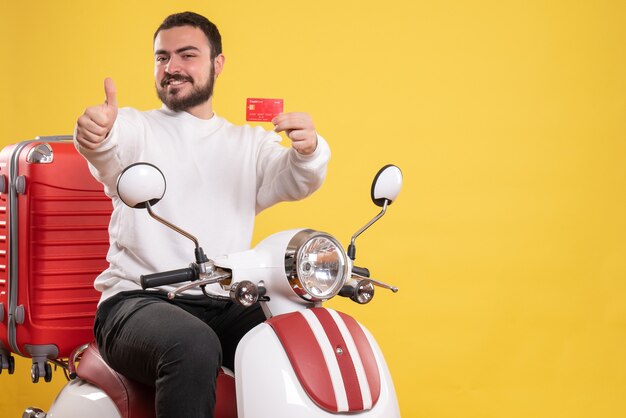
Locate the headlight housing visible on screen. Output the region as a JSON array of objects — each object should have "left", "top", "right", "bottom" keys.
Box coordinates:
[{"left": 285, "top": 230, "right": 349, "bottom": 302}]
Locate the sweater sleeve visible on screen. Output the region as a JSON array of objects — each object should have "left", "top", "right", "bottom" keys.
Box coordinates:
[
  {"left": 73, "top": 109, "right": 144, "bottom": 198},
  {"left": 255, "top": 131, "right": 331, "bottom": 213}
]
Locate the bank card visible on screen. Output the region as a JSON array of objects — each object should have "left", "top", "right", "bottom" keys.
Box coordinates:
[{"left": 246, "top": 98, "right": 284, "bottom": 122}]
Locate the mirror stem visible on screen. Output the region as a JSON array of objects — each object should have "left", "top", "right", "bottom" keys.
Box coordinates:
[
  {"left": 348, "top": 199, "right": 389, "bottom": 260},
  {"left": 146, "top": 202, "right": 200, "bottom": 249}
]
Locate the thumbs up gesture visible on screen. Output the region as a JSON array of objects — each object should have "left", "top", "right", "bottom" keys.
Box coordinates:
[{"left": 76, "top": 78, "right": 118, "bottom": 150}]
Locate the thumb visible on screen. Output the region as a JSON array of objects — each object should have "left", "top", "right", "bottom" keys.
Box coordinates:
[{"left": 104, "top": 77, "right": 118, "bottom": 109}]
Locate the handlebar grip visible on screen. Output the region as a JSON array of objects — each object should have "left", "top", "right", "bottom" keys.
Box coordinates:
[
  {"left": 352, "top": 266, "right": 370, "bottom": 277},
  {"left": 140, "top": 267, "right": 198, "bottom": 289}
]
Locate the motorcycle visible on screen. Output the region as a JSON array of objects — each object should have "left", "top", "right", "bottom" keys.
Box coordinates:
[{"left": 23, "top": 163, "right": 403, "bottom": 418}]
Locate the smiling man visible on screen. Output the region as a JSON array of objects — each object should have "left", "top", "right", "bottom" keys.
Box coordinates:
[
  {"left": 74, "top": 11, "right": 330, "bottom": 418},
  {"left": 154, "top": 23, "right": 223, "bottom": 116}
]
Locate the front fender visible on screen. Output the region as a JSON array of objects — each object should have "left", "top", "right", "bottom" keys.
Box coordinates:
[{"left": 234, "top": 308, "right": 400, "bottom": 418}]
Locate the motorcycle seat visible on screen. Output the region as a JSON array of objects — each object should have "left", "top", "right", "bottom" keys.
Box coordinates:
[{"left": 76, "top": 341, "right": 237, "bottom": 418}]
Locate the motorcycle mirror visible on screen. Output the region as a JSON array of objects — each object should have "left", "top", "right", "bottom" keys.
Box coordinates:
[
  {"left": 116, "top": 163, "right": 166, "bottom": 209},
  {"left": 371, "top": 165, "right": 402, "bottom": 207},
  {"left": 116, "top": 163, "right": 207, "bottom": 262},
  {"left": 348, "top": 164, "right": 402, "bottom": 261}
]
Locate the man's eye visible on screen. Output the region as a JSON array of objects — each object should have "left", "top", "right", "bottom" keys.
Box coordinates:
[
  {"left": 156, "top": 56, "right": 168, "bottom": 62},
  {"left": 183, "top": 55, "right": 195, "bottom": 59}
]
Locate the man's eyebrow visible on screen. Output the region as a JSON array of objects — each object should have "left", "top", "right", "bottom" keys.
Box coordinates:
[{"left": 154, "top": 46, "right": 201, "bottom": 55}]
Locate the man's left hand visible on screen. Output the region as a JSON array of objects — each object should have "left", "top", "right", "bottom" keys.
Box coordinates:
[{"left": 272, "top": 112, "right": 318, "bottom": 155}]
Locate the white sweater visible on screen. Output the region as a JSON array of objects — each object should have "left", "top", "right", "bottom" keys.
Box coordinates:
[{"left": 75, "top": 107, "right": 330, "bottom": 303}]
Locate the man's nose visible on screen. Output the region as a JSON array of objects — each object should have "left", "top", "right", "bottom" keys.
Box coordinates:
[{"left": 165, "top": 56, "right": 181, "bottom": 74}]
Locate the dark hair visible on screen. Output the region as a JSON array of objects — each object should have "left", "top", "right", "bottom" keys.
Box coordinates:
[{"left": 154, "top": 11, "right": 222, "bottom": 59}]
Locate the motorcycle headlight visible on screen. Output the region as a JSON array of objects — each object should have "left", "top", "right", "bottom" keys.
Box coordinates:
[{"left": 285, "top": 230, "right": 349, "bottom": 302}]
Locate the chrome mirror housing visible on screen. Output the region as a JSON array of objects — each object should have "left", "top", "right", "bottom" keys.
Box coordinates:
[{"left": 116, "top": 163, "right": 166, "bottom": 209}]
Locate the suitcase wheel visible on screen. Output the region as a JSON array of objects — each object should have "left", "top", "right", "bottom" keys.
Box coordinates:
[
  {"left": 0, "top": 354, "right": 15, "bottom": 375},
  {"left": 31, "top": 360, "right": 53, "bottom": 383},
  {"left": 31, "top": 364, "right": 39, "bottom": 383},
  {"left": 44, "top": 363, "right": 52, "bottom": 382}
]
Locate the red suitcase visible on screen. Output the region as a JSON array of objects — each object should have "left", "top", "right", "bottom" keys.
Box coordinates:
[{"left": 0, "top": 137, "right": 111, "bottom": 382}]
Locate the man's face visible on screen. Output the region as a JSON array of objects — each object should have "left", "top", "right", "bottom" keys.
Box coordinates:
[{"left": 153, "top": 26, "right": 222, "bottom": 112}]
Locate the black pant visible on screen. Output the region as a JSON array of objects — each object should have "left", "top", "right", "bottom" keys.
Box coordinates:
[{"left": 94, "top": 290, "right": 266, "bottom": 418}]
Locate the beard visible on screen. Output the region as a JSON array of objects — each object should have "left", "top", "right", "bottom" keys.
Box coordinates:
[{"left": 156, "top": 63, "right": 215, "bottom": 112}]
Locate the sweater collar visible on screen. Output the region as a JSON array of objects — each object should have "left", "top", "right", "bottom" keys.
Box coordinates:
[{"left": 157, "top": 105, "right": 223, "bottom": 132}]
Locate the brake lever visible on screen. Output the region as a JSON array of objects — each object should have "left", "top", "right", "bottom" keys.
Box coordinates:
[
  {"left": 167, "top": 271, "right": 232, "bottom": 299},
  {"left": 351, "top": 271, "right": 399, "bottom": 293}
]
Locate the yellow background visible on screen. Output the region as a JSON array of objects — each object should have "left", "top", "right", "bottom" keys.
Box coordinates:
[{"left": 1, "top": 0, "right": 625, "bottom": 417}]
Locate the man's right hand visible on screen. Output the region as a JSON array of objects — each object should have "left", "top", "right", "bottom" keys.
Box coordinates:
[{"left": 76, "top": 78, "right": 118, "bottom": 150}]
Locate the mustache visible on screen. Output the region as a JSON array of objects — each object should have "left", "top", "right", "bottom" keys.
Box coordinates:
[{"left": 161, "top": 74, "right": 193, "bottom": 88}]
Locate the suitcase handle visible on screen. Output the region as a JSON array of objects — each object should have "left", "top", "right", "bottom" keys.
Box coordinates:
[{"left": 35, "top": 135, "right": 73, "bottom": 141}]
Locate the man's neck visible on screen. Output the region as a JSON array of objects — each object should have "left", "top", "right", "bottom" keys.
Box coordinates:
[{"left": 186, "top": 99, "right": 215, "bottom": 119}]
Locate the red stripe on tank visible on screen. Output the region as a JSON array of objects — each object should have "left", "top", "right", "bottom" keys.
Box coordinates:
[
  {"left": 267, "top": 312, "right": 337, "bottom": 411},
  {"left": 310, "top": 308, "right": 364, "bottom": 411},
  {"left": 337, "top": 311, "right": 381, "bottom": 406}
]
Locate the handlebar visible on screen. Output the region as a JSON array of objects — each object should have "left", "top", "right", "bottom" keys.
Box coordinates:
[
  {"left": 349, "top": 265, "right": 399, "bottom": 294},
  {"left": 352, "top": 266, "right": 370, "bottom": 277},
  {"left": 140, "top": 266, "right": 198, "bottom": 289}
]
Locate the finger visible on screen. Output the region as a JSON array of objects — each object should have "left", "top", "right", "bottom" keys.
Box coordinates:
[
  {"left": 272, "top": 112, "right": 310, "bottom": 129},
  {"left": 272, "top": 111, "right": 307, "bottom": 124},
  {"left": 104, "top": 77, "right": 117, "bottom": 109},
  {"left": 76, "top": 130, "right": 103, "bottom": 150},
  {"left": 78, "top": 139, "right": 101, "bottom": 151},
  {"left": 285, "top": 129, "right": 309, "bottom": 142},
  {"left": 76, "top": 127, "right": 105, "bottom": 144},
  {"left": 78, "top": 115, "right": 109, "bottom": 137},
  {"left": 286, "top": 128, "right": 318, "bottom": 155},
  {"left": 84, "top": 106, "right": 112, "bottom": 128},
  {"left": 274, "top": 116, "right": 313, "bottom": 133},
  {"left": 291, "top": 139, "right": 316, "bottom": 155}
]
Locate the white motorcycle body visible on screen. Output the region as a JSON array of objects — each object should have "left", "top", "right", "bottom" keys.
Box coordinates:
[
  {"left": 46, "top": 380, "right": 119, "bottom": 417},
  {"left": 44, "top": 229, "right": 400, "bottom": 418},
  {"left": 47, "top": 316, "right": 399, "bottom": 418}
]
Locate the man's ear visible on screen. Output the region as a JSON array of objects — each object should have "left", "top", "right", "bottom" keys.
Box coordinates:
[{"left": 214, "top": 53, "right": 225, "bottom": 77}]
